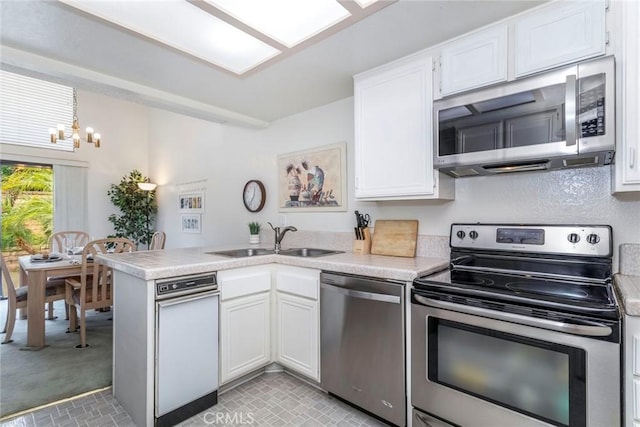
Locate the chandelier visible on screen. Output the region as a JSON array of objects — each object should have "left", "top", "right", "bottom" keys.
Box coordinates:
[{"left": 49, "top": 89, "right": 101, "bottom": 149}]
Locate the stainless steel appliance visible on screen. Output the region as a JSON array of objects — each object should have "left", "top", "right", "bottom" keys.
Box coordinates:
[
  {"left": 155, "top": 273, "right": 219, "bottom": 427},
  {"left": 434, "top": 56, "right": 615, "bottom": 177},
  {"left": 321, "top": 272, "right": 406, "bottom": 426},
  {"left": 411, "top": 224, "right": 620, "bottom": 427}
]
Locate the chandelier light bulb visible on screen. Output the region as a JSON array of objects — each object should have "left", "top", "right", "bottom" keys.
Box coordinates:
[{"left": 49, "top": 89, "right": 102, "bottom": 150}]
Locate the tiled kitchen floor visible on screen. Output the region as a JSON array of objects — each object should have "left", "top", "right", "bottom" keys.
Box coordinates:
[{"left": 0, "top": 372, "right": 388, "bottom": 426}]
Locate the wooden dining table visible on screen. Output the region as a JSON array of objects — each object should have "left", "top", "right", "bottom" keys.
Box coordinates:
[{"left": 17, "top": 254, "right": 83, "bottom": 349}]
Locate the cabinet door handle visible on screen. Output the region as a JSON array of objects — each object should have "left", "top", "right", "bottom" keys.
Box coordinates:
[{"left": 630, "top": 147, "right": 636, "bottom": 169}]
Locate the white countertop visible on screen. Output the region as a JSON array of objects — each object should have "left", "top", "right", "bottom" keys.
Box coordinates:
[
  {"left": 96, "top": 245, "right": 449, "bottom": 282},
  {"left": 614, "top": 274, "right": 640, "bottom": 316}
]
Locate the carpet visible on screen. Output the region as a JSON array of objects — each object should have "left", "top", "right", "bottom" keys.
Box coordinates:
[{"left": 0, "top": 299, "right": 113, "bottom": 418}]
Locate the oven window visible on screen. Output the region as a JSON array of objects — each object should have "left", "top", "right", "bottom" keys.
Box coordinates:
[{"left": 428, "top": 319, "right": 585, "bottom": 427}]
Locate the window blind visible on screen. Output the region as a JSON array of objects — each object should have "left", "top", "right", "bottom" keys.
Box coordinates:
[
  {"left": 53, "top": 164, "right": 88, "bottom": 232},
  {"left": 0, "top": 70, "right": 74, "bottom": 151}
]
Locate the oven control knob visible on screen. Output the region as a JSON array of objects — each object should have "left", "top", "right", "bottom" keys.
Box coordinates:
[
  {"left": 456, "top": 230, "right": 466, "bottom": 239},
  {"left": 567, "top": 233, "right": 580, "bottom": 244},
  {"left": 586, "top": 233, "right": 600, "bottom": 245},
  {"left": 469, "top": 231, "right": 478, "bottom": 240}
]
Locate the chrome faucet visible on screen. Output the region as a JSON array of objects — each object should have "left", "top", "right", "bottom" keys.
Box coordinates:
[{"left": 268, "top": 222, "right": 297, "bottom": 253}]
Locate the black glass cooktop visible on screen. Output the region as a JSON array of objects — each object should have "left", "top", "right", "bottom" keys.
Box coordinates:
[
  {"left": 414, "top": 268, "right": 617, "bottom": 318},
  {"left": 450, "top": 252, "right": 612, "bottom": 281}
]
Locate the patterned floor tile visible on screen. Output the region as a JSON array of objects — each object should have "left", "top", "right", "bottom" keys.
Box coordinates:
[{"left": 1, "top": 372, "right": 390, "bottom": 426}]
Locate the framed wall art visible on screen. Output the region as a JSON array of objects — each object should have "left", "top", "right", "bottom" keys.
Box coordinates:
[
  {"left": 181, "top": 214, "right": 201, "bottom": 233},
  {"left": 278, "top": 142, "right": 347, "bottom": 212},
  {"left": 178, "top": 191, "right": 205, "bottom": 214}
]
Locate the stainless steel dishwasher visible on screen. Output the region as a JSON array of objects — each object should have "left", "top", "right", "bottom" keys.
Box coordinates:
[{"left": 321, "top": 272, "right": 405, "bottom": 426}]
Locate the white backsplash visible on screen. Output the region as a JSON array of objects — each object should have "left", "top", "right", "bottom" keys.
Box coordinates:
[
  {"left": 619, "top": 244, "right": 640, "bottom": 276},
  {"left": 259, "top": 229, "right": 450, "bottom": 259}
]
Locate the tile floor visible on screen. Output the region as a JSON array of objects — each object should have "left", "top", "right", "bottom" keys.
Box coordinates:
[{"left": 0, "top": 372, "right": 388, "bottom": 427}]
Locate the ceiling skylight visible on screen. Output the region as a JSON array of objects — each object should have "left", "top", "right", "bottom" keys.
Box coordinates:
[
  {"left": 205, "top": 0, "right": 351, "bottom": 48},
  {"left": 59, "top": 0, "right": 393, "bottom": 76},
  {"left": 60, "top": 0, "right": 280, "bottom": 74},
  {"left": 354, "top": 0, "right": 379, "bottom": 7}
]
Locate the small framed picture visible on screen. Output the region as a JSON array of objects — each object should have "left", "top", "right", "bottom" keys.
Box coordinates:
[
  {"left": 178, "top": 191, "right": 205, "bottom": 214},
  {"left": 181, "top": 214, "right": 201, "bottom": 234}
]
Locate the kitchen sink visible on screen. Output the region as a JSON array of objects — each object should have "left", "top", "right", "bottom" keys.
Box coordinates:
[
  {"left": 207, "top": 248, "right": 275, "bottom": 258},
  {"left": 278, "top": 248, "right": 344, "bottom": 257}
]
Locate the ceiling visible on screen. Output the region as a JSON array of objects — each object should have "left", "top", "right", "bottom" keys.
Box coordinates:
[{"left": 0, "top": 0, "right": 545, "bottom": 128}]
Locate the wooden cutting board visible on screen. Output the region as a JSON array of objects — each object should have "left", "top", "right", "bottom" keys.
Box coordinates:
[{"left": 371, "top": 220, "right": 419, "bottom": 257}]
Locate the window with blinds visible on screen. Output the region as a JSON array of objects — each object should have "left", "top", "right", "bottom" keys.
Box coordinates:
[{"left": 0, "top": 70, "right": 74, "bottom": 151}]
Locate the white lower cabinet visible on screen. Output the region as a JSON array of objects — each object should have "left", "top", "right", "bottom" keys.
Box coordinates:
[
  {"left": 276, "top": 293, "right": 318, "bottom": 380},
  {"left": 218, "top": 266, "right": 272, "bottom": 385},
  {"left": 626, "top": 315, "right": 640, "bottom": 426},
  {"left": 218, "top": 265, "right": 320, "bottom": 384},
  {"left": 275, "top": 266, "right": 320, "bottom": 381}
]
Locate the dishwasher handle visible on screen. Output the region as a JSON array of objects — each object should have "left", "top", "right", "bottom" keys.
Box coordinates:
[
  {"left": 321, "top": 283, "right": 401, "bottom": 304},
  {"left": 157, "top": 290, "right": 219, "bottom": 308}
]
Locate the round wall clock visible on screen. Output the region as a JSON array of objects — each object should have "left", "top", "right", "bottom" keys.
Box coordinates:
[{"left": 243, "top": 180, "right": 266, "bottom": 212}]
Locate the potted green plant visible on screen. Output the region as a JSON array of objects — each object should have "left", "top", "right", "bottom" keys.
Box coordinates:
[
  {"left": 107, "top": 169, "right": 156, "bottom": 248},
  {"left": 248, "top": 222, "right": 261, "bottom": 244}
]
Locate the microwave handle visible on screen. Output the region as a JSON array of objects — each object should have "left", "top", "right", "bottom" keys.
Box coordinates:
[{"left": 565, "top": 74, "right": 577, "bottom": 147}]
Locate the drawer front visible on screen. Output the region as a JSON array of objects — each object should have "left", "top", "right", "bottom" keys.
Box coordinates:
[
  {"left": 218, "top": 266, "right": 271, "bottom": 301},
  {"left": 276, "top": 266, "right": 319, "bottom": 300}
]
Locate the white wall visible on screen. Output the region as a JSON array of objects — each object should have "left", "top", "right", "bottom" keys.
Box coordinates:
[
  {"left": 149, "top": 96, "right": 640, "bottom": 260},
  {"left": 4, "top": 88, "right": 637, "bottom": 261},
  {"left": 0, "top": 90, "right": 150, "bottom": 240}
]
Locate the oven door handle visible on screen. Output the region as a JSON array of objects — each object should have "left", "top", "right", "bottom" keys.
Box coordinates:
[{"left": 413, "top": 295, "right": 613, "bottom": 337}]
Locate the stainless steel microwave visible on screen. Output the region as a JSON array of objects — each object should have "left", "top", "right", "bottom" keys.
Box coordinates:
[{"left": 433, "top": 56, "right": 615, "bottom": 177}]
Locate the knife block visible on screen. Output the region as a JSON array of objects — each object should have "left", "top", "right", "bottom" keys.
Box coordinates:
[{"left": 353, "top": 228, "right": 371, "bottom": 255}]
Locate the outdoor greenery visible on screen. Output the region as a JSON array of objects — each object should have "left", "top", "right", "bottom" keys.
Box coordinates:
[
  {"left": 107, "top": 169, "right": 157, "bottom": 247},
  {"left": 1, "top": 165, "right": 53, "bottom": 251}
]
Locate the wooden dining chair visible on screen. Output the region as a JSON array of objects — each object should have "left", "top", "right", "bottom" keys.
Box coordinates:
[
  {"left": 46, "top": 231, "right": 90, "bottom": 320},
  {"left": 1, "top": 253, "right": 67, "bottom": 344},
  {"left": 65, "top": 237, "right": 135, "bottom": 348},
  {"left": 49, "top": 231, "right": 90, "bottom": 254},
  {"left": 149, "top": 231, "right": 166, "bottom": 250}
]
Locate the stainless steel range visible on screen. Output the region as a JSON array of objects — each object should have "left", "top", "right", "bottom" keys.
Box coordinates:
[{"left": 411, "top": 224, "right": 620, "bottom": 427}]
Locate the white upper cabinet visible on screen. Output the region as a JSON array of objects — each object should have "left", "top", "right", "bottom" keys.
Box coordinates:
[
  {"left": 440, "top": 27, "right": 507, "bottom": 96},
  {"left": 514, "top": 0, "right": 606, "bottom": 77},
  {"left": 614, "top": 0, "right": 640, "bottom": 192},
  {"left": 354, "top": 52, "right": 454, "bottom": 200}
]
